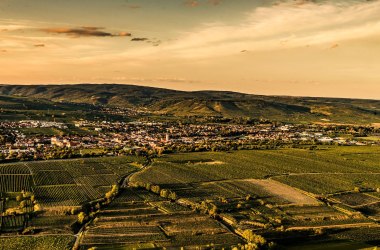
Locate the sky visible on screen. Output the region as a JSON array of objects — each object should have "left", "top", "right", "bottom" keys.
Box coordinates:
[{"left": 0, "top": 0, "right": 379, "bottom": 99}]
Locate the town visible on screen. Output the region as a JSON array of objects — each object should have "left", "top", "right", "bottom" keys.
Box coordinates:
[{"left": 0, "top": 119, "right": 378, "bottom": 162}]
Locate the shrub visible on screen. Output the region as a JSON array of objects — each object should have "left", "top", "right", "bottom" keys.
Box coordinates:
[{"left": 242, "top": 230, "right": 266, "bottom": 246}]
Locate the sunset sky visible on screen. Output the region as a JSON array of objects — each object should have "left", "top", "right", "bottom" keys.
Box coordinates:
[{"left": 0, "top": 0, "right": 379, "bottom": 99}]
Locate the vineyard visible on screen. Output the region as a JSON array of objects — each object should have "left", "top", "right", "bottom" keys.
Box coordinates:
[
  {"left": 0, "top": 147, "right": 379, "bottom": 248},
  {"left": 79, "top": 187, "right": 243, "bottom": 249},
  {"left": 0, "top": 191, "right": 35, "bottom": 234},
  {"left": 132, "top": 147, "right": 380, "bottom": 194},
  {"left": 0, "top": 156, "right": 144, "bottom": 208},
  {"left": 0, "top": 175, "right": 33, "bottom": 193},
  {"left": 0, "top": 155, "right": 144, "bottom": 246},
  {"left": 332, "top": 193, "right": 380, "bottom": 207},
  {"left": 273, "top": 173, "right": 380, "bottom": 195},
  {"left": 0, "top": 214, "right": 27, "bottom": 232},
  {"left": 130, "top": 146, "right": 380, "bottom": 248}
]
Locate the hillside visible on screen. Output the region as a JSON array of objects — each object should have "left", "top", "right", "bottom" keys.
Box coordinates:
[{"left": 0, "top": 84, "right": 379, "bottom": 124}]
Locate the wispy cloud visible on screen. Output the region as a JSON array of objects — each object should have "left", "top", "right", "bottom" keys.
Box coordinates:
[
  {"left": 167, "top": 0, "right": 380, "bottom": 58},
  {"left": 41, "top": 27, "right": 131, "bottom": 37}
]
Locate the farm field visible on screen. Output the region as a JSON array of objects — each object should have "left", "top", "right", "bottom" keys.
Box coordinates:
[
  {"left": 331, "top": 193, "right": 380, "bottom": 208},
  {"left": 131, "top": 146, "right": 380, "bottom": 247},
  {"left": 0, "top": 156, "right": 145, "bottom": 241},
  {"left": 273, "top": 173, "right": 380, "bottom": 195},
  {"left": 0, "top": 156, "right": 144, "bottom": 208},
  {"left": 132, "top": 146, "right": 380, "bottom": 187},
  {"left": 79, "top": 187, "right": 243, "bottom": 249},
  {"left": 282, "top": 239, "right": 375, "bottom": 250},
  {"left": 0, "top": 146, "right": 379, "bottom": 248},
  {"left": 0, "top": 235, "right": 75, "bottom": 250}
]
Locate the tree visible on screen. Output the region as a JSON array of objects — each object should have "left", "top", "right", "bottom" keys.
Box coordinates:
[
  {"left": 20, "top": 200, "right": 27, "bottom": 209},
  {"left": 168, "top": 191, "right": 177, "bottom": 201},
  {"left": 77, "top": 212, "right": 87, "bottom": 224},
  {"left": 151, "top": 185, "right": 161, "bottom": 194},
  {"left": 105, "top": 185, "right": 119, "bottom": 200},
  {"left": 160, "top": 189, "right": 169, "bottom": 198},
  {"left": 34, "top": 203, "right": 42, "bottom": 212},
  {"left": 16, "top": 195, "right": 23, "bottom": 202}
]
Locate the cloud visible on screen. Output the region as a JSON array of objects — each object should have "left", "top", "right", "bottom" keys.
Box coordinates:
[
  {"left": 0, "top": 24, "right": 30, "bottom": 32},
  {"left": 1, "top": 49, "right": 7, "bottom": 53},
  {"left": 118, "top": 31, "right": 132, "bottom": 37},
  {"left": 34, "top": 44, "right": 45, "bottom": 47},
  {"left": 273, "top": 0, "right": 317, "bottom": 6},
  {"left": 329, "top": 43, "right": 339, "bottom": 49},
  {"left": 146, "top": 39, "right": 162, "bottom": 46},
  {"left": 131, "top": 37, "right": 149, "bottom": 42},
  {"left": 166, "top": 0, "right": 380, "bottom": 58},
  {"left": 40, "top": 27, "right": 131, "bottom": 37}
]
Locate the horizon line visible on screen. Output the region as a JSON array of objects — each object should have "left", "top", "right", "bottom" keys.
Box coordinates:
[{"left": 0, "top": 82, "right": 379, "bottom": 101}]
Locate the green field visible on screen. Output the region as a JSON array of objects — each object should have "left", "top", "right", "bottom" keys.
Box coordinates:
[{"left": 132, "top": 146, "right": 380, "bottom": 193}]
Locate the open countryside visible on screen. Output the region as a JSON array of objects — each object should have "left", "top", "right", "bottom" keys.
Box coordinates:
[
  {"left": 0, "top": 146, "right": 379, "bottom": 249},
  {"left": 1, "top": 0, "right": 380, "bottom": 249}
]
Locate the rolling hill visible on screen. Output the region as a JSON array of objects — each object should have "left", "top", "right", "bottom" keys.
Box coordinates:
[{"left": 0, "top": 84, "right": 379, "bottom": 124}]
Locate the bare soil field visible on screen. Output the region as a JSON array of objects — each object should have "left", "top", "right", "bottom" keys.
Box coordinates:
[{"left": 246, "top": 179, "right": 319, "bottom": 205}]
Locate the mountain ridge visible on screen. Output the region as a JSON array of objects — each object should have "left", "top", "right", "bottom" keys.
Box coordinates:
[{"left": 0, "top": 84, "right": 379, "bottom": 124}]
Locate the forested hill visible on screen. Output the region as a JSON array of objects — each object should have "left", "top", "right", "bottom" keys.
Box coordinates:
[{"left": 0, "top": 84, "right": 379, "bottom": 124}]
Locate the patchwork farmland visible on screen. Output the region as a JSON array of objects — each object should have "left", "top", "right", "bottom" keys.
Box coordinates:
[
  {"left": 131, "top": 146, "right": 380, "bottom": 248},
  {"left": 79, "top": 187, "right": 243, "bottom": 249},
  {"left": 0, "top": 146, "right": 380, "bottom": 249},
  {"left": 0, "top": 155, "right": 144, "bottom": 248}
]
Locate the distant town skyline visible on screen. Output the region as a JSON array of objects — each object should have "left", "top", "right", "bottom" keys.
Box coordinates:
[{"left": 0, "top": 0, "right": 379, "bottom": 99}]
